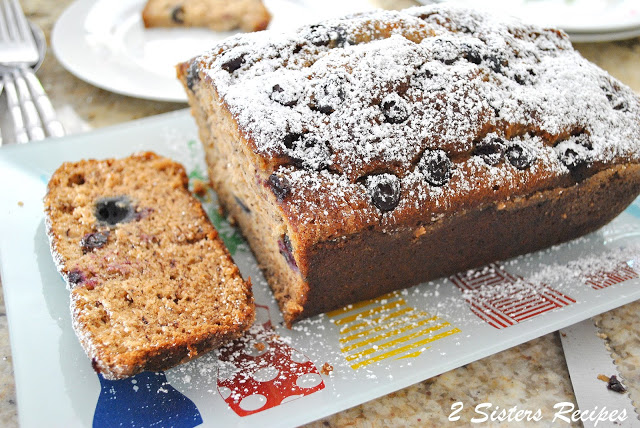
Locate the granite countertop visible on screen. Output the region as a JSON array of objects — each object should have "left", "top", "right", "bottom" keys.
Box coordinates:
[{"left": 1, "top": 1, "right": 639, "bottom": 426}]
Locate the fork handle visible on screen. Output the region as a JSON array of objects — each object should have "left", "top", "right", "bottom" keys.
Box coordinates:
[
  {"left": 19, "top": 68, "right": 65, "bottom": 138},
  {"left": 2, "top": 73, "right": 29, "bottom": 143},
  {"left": 12, "top": 69, "right": 45, "bottom": 141}
]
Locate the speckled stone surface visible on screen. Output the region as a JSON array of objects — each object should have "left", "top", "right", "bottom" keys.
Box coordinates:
[
  {"left": 1, "top": 1, "right": 639, "bottom": 427},
  {"left": 310, "top": 334, "right": 581, "bottom": 427},
  {"left": 594, "top": 302, "right": 640, "bottom": 410}
]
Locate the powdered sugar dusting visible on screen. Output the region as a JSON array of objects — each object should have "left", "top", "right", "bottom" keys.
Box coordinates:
[{"left": 189, "top": 4, "right": 640, "bottom": 232}]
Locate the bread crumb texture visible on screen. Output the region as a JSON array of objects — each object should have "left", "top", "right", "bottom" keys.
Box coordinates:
[{"left": 44, "top": 152, "right": 254, "bottom": 379}]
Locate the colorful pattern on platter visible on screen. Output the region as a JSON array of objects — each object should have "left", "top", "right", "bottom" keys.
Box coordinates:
[
  {"left": 450, "top": 263, "right": 576, "bottom": 329},
  {"left": 93, "top": 371, "right": 202, "bottom": 428},
  {"left": 583, "top": 260, "right": 639, "bottom": 290},
  {"left": 328, "top": 292, "right": 461, "bottom": 370},
  {"left": 216, "top": 305, "right": 325, "bottom": 417}
]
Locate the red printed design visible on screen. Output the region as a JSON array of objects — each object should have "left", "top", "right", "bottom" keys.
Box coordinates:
[
  {"left": 584, "top": 261, "right": 639, "bottom": 290},
  {"left": 216, "top": 305, "right": 325, "bottom": 416},
  {"left": 450, "top": 264, "right": 575, "bottom": 329}
]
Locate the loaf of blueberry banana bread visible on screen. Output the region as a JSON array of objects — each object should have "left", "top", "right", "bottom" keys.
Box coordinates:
[
  {"left": 142, "top": 0, "right": 271, "bottom": 32},
  {"left": 44, "top": 152, "right": 255, "bottom": 379},
  {"left": 178, "top": 5, "right": 640, "bottom": 326}
]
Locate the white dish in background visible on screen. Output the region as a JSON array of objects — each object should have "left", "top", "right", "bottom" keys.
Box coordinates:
[
  {"left": 567, "top": 26, "right": 640, "bottom": 43},
  {"left": 418, "top": 0, "right": 640, "bottom": 38},
  {"left": 51, "top": 0, "right": 640, "bottom": 103},
  {"left": 2, "top": 110, "right": 640, "bottom": 427},
  {"left": 51, "top": 0, "right": 376, "bottom": 102}
]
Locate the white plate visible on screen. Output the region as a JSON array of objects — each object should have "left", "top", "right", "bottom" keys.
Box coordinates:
[
  {"left": 51, "top": 0, "right": 376, "bottom": 102},
  {"left": 418, "top": 0, "right": 640, "bottom": 35},
  {"left": 2, "top": 110, "right": 640, "bottom": 427},
  {"left": 567, "top": 26, "right": 640, "bottom": 43}
]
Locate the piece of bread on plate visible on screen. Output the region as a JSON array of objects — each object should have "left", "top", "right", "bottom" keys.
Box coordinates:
[
  {"left": 44, "top": 151, "right": 254, "bottom": 379},
  {"left": 142, "top": 0, "right": 271, "bottom": 32}
]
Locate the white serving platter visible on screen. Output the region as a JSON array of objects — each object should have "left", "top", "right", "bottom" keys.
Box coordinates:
[{"left": 1, "top": 109, "right": 640, "bottom": 427}]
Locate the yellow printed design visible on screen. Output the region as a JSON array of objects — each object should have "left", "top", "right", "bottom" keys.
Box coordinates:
[{"left": 327, "top": 292, "right": 461, "bottom": 370}]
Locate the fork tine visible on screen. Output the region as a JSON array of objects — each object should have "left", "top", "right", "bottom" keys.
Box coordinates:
[
  {"left": 0, "top": 0, "right": 38, "bottom": 64},
  {"left": 9, "top": 0, "right": 31, "bottom": 43},
  {"left": 0, "top": 1, "right": 12, "bottom": 41},
  {"left": 2, "top": 0, "right": 18, "bottom": 41}
]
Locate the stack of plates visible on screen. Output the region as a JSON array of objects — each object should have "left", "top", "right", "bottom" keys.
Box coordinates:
[{"left": 417, "top": 0, "right": 640, "bottom": 42}]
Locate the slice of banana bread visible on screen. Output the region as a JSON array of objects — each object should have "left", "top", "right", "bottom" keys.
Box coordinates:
[
  {"left": 142, "top": 0, "right": 271, "bottom": 32},
  {"left": 44, "top": 152, "right": 254, "bottom": 379},
  {"left": 178, "top": 5, "right": 640, "bottom": 326}
]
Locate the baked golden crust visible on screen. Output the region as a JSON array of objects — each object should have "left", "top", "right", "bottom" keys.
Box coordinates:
[
  {"left": 178, "top": 5, "right": 640, "bottom": 324},
  {"left": 44, "top": 152, "right": 255, "bottom": 378}
]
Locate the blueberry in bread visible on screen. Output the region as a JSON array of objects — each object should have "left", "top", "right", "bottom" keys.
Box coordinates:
[
  {"left": 177, "top": 5, "right": 640, "bottom": 326},
  {"left": 44, "top": 152, "right": 255, "bottom": 379},
  {"left": 142, "top": 0, "right": 271, "bottom": 32}
]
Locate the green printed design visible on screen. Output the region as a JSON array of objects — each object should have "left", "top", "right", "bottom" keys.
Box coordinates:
[
  {"left": 187, "top": 166, "right": 246, "bottom": 256},
  {"left": 188, "top": 167, "right": 206, "bottom": 182},
  {"left": 208, "top": 207, "right": 246, "bottom": 256},
  {"left": 187, "top": 159, "right": 245, "bottom": 256}
]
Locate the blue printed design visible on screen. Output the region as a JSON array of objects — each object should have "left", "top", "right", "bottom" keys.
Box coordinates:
[{"left": 93, "top": 372, "right": 203, "bottom": 428}]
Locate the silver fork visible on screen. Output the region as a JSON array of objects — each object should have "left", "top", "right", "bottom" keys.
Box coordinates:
[
  {"left": 0, "top": 0, "right": 64, "bottom": 144},
  {"left": 0, "top": 0, "right": 37, "bottom": 64}
]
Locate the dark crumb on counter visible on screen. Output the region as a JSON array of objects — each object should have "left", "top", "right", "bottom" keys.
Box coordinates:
[
  {"left": 607, "top": 375, "right": 627, "bottom": 393},
  {"left": 598, "top": 374, "right": 627, "bottom": 393},
  {"left": 321, "top": 362, "right": 333, "bottom": 375}
]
